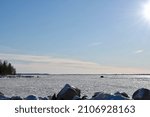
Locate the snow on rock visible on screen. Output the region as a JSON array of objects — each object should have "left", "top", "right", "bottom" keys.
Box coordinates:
[
  {"left": 114, "top": 91, "right": 130, "bottom": 98},
  {"left": 0, "top": 92, "right": 4, "bottom": 96},
  {"left": 91, "top": 92, "right": 129, "bottom": 100},
  {"left": 24, "top": 95, "right": 38, "bottom": 100},
  {"left": 57, "top": 84, "right": 81, "bottom": 100}
]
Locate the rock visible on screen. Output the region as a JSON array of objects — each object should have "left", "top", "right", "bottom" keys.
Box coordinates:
[
  {"left": 24, "top": 95, "right": 38, "bottom": 100},
  {"left": 81, "top": 95, "right": 88, "bottom": 100},
  {"left": 47, "top": 94, "right": 57, "bottom": 100},
  {"left": 72, "top": 95, "right": 81, "bottom": 100},
  {"left": 0, "top": 95, "right": 10, "bottom": 100},
  {"left": 38, "top": 97, "right": 48, "bottom": 100},
  {"left": 91, "top": 92, "right": 128, "bottom": 100},
  {"left": 114, "top": 91, "right": 130, "bottom": 98},
  {"left": 132, "top": 88, "right": 150, "bottom": 100},
  {"left": 0, "top": 92, "right": 4, "bottom": 96},
  {"left": 91, "top": 92, "right": 110, "bottom": 100},
  {"left": 11, "top": 96, "right": 22, "bottom": 100},
  {"left": 0, "top": 92, "right": 10, "bottom": 100},
  {"left": 51, "top": 93, "right": 57, "bottom": 100},
  {"left": 57, "top": 84, "right": 81, "bottom": 100}
]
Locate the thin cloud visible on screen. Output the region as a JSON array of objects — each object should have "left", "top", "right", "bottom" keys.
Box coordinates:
[
  {"left": 0, "top": 53, "right": 98, "bottom": 65},
  {"left": 0, "top": 53, "right": 149, "bottom": 74},
  {"left": 134, "top": 49, "right": 144, "bottom": 54}
]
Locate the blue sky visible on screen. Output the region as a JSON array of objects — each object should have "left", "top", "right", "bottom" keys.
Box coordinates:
[{"left": 0, "top": 0, "right": 150, "bottom": 73}]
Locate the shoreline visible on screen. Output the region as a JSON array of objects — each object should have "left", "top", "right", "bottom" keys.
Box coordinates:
[{"left": 0, "top": 84, "right": 150, "bottom": 100}]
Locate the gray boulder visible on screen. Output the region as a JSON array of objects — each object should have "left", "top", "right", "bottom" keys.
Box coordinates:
[
  {"left": 81, "top": 95, "right": 88, "bottom": 100},
  {"left": 57, "top": 84, "right": 81, "bottom": 100},
  {"left": 24, "top": 95, "right": 38, "bottom": 100},
  {"left": 0, "top": 92, "right": 4, "bottom": 96},
  {"left": 132, "top": 88, "right": 150, "bottom": 100},
  {"left": 114, "top": 91, "right": 130, "bottom": 98},
  {"left": 47, "top": 93, "right": 57, "bottom": 100},
  {"left": 0, "top": 92, "right": 10, "bottom": 100},
  {"left": 0, "top": 95, "right": 10, "bottom": 100},
  {"left": 72, "top": 95, "right": 81, "bottom": 100},
  {"left": 11, "top": 96, "right": 22, "bottom": 100},
  {"left": 91, "top": 92, "right": 128, "bottom": 100},
  {"left": 38, "top": 97, "right": 48, "bottom": 100}
]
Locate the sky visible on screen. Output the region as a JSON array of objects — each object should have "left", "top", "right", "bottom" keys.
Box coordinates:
[{"left": 0, "top": 0, "right": 150, "bottom": 74}]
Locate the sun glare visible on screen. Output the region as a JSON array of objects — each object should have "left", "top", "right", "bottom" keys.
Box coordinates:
[{"left": 142, "top": 1, "right": 150, "bottom": 22}]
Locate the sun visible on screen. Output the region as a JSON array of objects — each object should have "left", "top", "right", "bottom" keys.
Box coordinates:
[{"left": 142, "top": 1, "right": 150, "bottom": 22}]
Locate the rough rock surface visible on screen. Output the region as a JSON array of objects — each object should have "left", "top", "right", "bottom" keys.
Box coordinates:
[
  {"left": 91, "top": 92, "right": 129, "bottom": 100},
  {"left": 132, "top": 88, "right": 150, "bottom": 100},
  {"left": 57, "top": 84, "right": 81, "bottom": 100}
]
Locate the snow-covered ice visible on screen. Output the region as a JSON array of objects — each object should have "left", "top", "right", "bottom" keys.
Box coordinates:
[{"left": 0, "top": 74, "right": 149, "bottom": 97}]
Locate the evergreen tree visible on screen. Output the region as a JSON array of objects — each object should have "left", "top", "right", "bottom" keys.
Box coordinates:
[{"left": 0, "top": 60, "right": 16, "bottom": 75}]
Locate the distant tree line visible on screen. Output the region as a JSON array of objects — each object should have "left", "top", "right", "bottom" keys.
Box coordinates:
[{"left": 0, "top": 60, "right": 16, "bottom": 75}]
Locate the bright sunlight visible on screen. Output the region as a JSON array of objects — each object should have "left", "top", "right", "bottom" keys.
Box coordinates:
[{"left": 142, "top": 0, "right": 150, "bottom": 22}]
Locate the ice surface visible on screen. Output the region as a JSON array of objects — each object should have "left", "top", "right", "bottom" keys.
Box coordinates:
[{"left": 0, "top": 74, "right": 149, "bottom": 98}]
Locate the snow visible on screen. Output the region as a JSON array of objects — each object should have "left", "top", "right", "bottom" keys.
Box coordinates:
[{"left": 0, "top": 74, "right": 149, "bottom": 98}]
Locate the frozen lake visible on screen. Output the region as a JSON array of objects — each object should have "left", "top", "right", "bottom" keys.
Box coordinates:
[{"left": 0, "top": 74, "right": 149, "bottom": 98}]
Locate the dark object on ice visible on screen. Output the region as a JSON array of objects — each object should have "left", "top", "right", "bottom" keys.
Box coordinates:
[
  {"left": 91, "top": 92, "right": 128, "bottom": 100},
  {"left": 132, "top": 88, "right": 150, "bottom": 100},
  {"left": 100, "top": 75, "right": 104, "bottom": 78},
  {"left": 11, "top": 96, "right": 22, "bottom": 100},
  {"left": 114, "top": 91, "right": 130, "bottom": 98},
  {"left": 57, "top": 84, "right": 81, "bottom": 100},
  {"left": 24, "top": 95, "right": 38, "bottom": 100}
]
